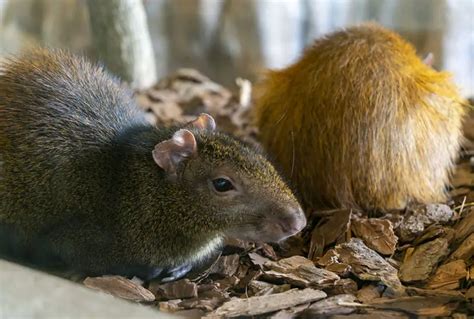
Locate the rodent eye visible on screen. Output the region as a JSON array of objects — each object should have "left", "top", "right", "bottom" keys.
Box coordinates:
[{"left": 212, "top": 178, "right": 234, "bottom": 192}]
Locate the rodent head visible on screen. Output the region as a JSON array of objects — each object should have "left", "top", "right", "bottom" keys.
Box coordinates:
[{"left": 152, "top": 114, "right": 306, "bottom": 243}]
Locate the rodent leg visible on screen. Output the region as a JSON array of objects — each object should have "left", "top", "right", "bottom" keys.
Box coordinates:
[{"left": 160, "top": 263, "right": 193, "bottom": 282}]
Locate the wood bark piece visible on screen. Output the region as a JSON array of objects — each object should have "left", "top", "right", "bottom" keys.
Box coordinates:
[
  {"left": 466, "top": 286, "right": 474, "bottom": 299},
  {"left": 453, "top": 208, "right": 474, "bottom": 244},
  {"left": 214, "top": 276, "right": 240, "bottom": 291},
  {"left": 87, "top": 0, "right": 157, "bottom": 89},
  {"left": 205, "top": 288, "right": 327, "bottom": 318},
  {"left": 325, "top": 278, "right": 358, "bottom": 296},
  {"left": 413, "top": 225, "right": 453, "bottom": 245},
  {"left": 448, "top": 233, "right": 474, "bottom": 261},
  {"left": 397, "top": 204, "right": 453, "bottom": 242},
  {"left": 264, "top": 256, "right": 314, "bottom": 272},
  {"left": 83, "top": 275, "right": 155, "bottom": 302},
  {"left": 303, "top": 294, "right": 358, "bottom": 316},
  {"left": 331, "top": 310, "right": 409, "bottom": 319},
  {"left": 351, "top": 218, "right": 398, "bottom": 255},
  {"left": 156, "top": 68, "right": 233, "bottom": 116},
  {"left": 425, "top": 260, "right": 467, "bottom": 290},
  {"left": 248, "top": 280, "right": 291, "bottom": 297},
  {"left": 158, "top": 299, "right": 184, "bottom": 312},
  {"left": 222, "top": 238, "right": 254, "bottom": 254},
  {"left": 208, "top": 254, "right": 240, "bottom": 277},
  {"left": 309, "top": 209, "right": 351, "bottom": 259},
  {"left": 179, "top": 297, "right": 227, "bottom": 312},
  {"left": 259, "top": 244, "right": 278, "bottom": 260},
  {"left": 149, "top": 278, "right": 198, "bottom": 300},
  {"left": 399, "top": 238, "right": 450, "bottom": 283},
  {"left": 248, "top": 252, "right": 271, "bottom": 267},
  {"left": 356, "top": 285, "right": 384, "bottom": 303},
  {"left": 324, "top": 238, "right": 405, "bottom": 295},
  {"left": 405, "top": 287, "right": 465, "bottom": 298},
  {"left": 325, "top": 263, "right": 351, "bottom": 276},
  {"left": 269, "top": 303, "right": 311, "bottom": 319},
  {"left": 369, "top": 296, "right": 462, "bottom": 317},
  {"left": 262, "top": 256, "right": 340, "bottom": 288}
]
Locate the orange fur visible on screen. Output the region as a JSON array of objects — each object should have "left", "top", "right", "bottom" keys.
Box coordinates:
[{"left": 254, "top": 23, "right": 467, "bottom": 210}]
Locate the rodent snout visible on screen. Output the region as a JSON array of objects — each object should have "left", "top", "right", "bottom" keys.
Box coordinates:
[{"left": 277, "top": 207, "right": 307, "bottom": 236}]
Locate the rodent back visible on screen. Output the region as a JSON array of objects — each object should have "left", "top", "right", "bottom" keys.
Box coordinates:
[
  {"left": 0, "top": 49, "right": 147, "bottom": 151},
  {"left": 0, "top": 49, "right": 149, "bottom": 231},
  {"left": 255, "top": 23, "right": 466, "bottom": 210}
]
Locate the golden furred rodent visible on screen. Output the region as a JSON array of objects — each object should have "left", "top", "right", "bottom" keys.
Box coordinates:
[
  {"left": 0, "top": 49, "right": 306, "bottom": 281},
  {"left": 255, "top": 23, "right": 467, "bottom": 211}
]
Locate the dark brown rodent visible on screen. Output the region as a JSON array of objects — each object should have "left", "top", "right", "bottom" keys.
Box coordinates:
[
  {"left": 0, "top": 49, "right": 306, "bottom": 280},
  {"left": 255, "top": 23, "right": 467, "bottom": 211}
]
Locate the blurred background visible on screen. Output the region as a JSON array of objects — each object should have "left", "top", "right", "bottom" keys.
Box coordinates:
[{"left": 0, "top": 0, "right": 472, "bottom": 96}]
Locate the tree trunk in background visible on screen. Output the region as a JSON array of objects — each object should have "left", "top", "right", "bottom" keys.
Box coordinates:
[{"left": 87, "top": 0, "right": 157, "bottom": 90}]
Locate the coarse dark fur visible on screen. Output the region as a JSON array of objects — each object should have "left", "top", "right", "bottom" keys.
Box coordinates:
[{"left": 0, "top": 49, "right": 304, "bottom": 279}]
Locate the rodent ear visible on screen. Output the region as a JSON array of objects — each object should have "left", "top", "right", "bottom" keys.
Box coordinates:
[
  {"left": 152, "top": 129, "right": 197, "bottom": 174},
  {"left": 423, "top": 52, "right": 434, "bottom": 66},
  {"left": 185, "top": 113, "right": 216, "bottom": 131}
]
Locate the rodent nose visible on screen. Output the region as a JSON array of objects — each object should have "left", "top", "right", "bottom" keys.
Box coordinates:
[{"left": 279, "top": 207, "right": 307, "bottom": 235}]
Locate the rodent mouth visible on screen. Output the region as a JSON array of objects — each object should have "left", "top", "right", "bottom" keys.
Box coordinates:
[
  {"left": 226, "top": 210, "right": 306, "bottom": 243},
  {"left": 258, "top": 215, "right": 307, "bottom": 243}
]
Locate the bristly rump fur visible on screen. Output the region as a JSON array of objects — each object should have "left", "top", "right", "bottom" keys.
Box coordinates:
[
  {"left": 255, "top": 23, "right": 467, "bottom": 210},
  {"left": 0, "top": 49, "right": 299, "bottom": 277}
]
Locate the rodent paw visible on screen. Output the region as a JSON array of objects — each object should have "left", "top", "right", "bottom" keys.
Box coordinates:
[{"left": 160, "top": 264, "right": 193, "bottom": 282}]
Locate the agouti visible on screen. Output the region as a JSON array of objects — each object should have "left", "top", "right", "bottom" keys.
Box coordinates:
[
  {"left": 0, "top": 49, "right": 306, "bottom": 281},
  {"left": 255, "top": 23, "right": 467, "bottom": 211}
]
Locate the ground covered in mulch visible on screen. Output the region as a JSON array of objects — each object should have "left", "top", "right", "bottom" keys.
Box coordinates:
[{"left": 83, "top": 70, "right": 474, "bottom": 318}]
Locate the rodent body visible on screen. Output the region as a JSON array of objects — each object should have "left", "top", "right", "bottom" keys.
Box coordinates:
[
  {"left": 255, "top": 23, "right": 466, "bottom": 211},
  {"left": 0, "top": 49, "right": 306, "bottom": 280}
]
